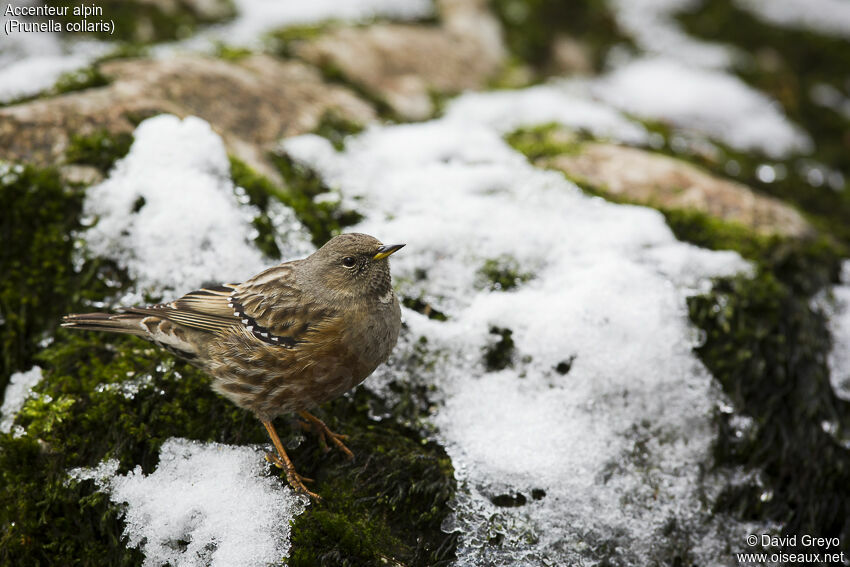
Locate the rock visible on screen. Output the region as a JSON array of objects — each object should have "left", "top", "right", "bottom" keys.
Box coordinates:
[
  {"left": 293, "top": 0, "right": 505, "bottom": 120},
  {"left": 541, "top": 142, "right": 812, "bottom": 237},
  {"left": 0, "top": 55, "right": 375, "bottom": 181},
  {"left": 59, "top": 164, "right": 104, "bottom": 186},
  {"left": 550, "top": 34, "right": 593, "bottom": 75}
]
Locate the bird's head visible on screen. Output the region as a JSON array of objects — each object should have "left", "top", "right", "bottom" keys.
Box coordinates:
[{"left": 303, "top": 233, "right": 404, "bottom": 302}]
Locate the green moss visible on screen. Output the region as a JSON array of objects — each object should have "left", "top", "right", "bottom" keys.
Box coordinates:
[
  {"left": 477, "top": 256, "right": 534, "bottom": 291},
  {"left": 1, "top": 329, "right": 456, "bottom": 565},
  {"left": 268, "top": 153, "right": 364, "bottom": 247},
  {"left": 688, "top": 244, "right": 850, "bottom": 545},
  {"left": 483, "top": 326, "right": 515, "bottom": 371},
  {"left": 213, "top": 43, "right": 253, "bottom": 62},
  {"left": 231, "top": 154, "right": 365, "bottom": 257},
  {"left": 505, "top": 123, "right": 586, "bottom": 161},
  {"left": 53, "top": 0, "right": 236, "bottom": 43},
  {"left": 490, "top": 0, "right": 633, "bottom": 72},
  {"left": 661, "top": 208, "right": 775, "bottom": 261},
  {"left": 314, "top": 60, "right": 399, "bottom": 121},
  {"left": 266, "top": 23, "right": 332, "bottom": 57},
  {"left": 0, "top": 331, "right": 271, "bottom": 565},
  {"left": 0, "top": 163, "right": 128, "bottom": 390},
  {"left": 312, "top": 112, "right": 365, "bottom": 152},
  {"left": 53, "top": 66, "right": 110, "bottom": 95},
  {"left": 286, "top": 388, "right": 457, "bottom": 566},
  {"left": 400, "top": 296, "right": 448, "bottom": 321},
  {"left": 65, "top": 130, "right": 134, "bottom": 173},
  {"left": 229, "top": 157, "right": 288, "bottom": 259}
]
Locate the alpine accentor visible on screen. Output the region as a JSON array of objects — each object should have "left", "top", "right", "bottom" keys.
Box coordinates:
[{"left": 63, "top": 233, "right": 404, "bottom": 498}]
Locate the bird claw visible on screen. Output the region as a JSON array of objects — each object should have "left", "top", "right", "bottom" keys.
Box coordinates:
[
  {"left": 298, "top": 411, "right": 355, "bottom": 461},
  {"left": 265, "top": 452, "right": 320, "bottom": 499}
]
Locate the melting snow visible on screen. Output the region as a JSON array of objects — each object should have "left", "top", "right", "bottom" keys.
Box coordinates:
[
  {"left": 736, "top": 0, "right": 850, "bottom": 38},
  {"left": 81, "top": 114, "right": 311, "bottom": 301},
  {"left": 68, "top": 438, "right": 305, "bottom": 567},
  {"left": 177, "top": 0, "right": 434, "bottom": 50},
  {"left": 444, "top": 83, "right": 648, "bottom": 144},
  {"left": 825, "top": 261, "right": 850, "bottom": 401},
  {"left": 0, "top": 3, "right": 108, "bottom": 103},
  {"left": 592, "top": 57, "right": 812, "bottom": 158},
  {"left": 282, "top": 109, "right": 752, "bottom": 563},
  {"left": 608, "top": 0, "right": 735, "bottom": 68},
  {"left": 0, "top": 366, "right": 43, "bottom": 434}
]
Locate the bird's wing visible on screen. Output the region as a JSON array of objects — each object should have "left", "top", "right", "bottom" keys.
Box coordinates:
[
  {"left": 123, "top": 284, "right": 241, "bottom": 335},
  {"left": 229, "top": 262, "right": 335, "bottom": 347}
]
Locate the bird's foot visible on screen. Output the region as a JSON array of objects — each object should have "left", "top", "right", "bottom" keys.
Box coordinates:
[
  {"left": 298, "top": 410, "right": 355, "bottom": 460},
  {"left": 265, "top": 452, "right": 320, "bottom": 500}
]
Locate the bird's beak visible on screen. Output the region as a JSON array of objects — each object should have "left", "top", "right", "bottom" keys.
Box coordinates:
[{"left": 373, "top": 244, "right": 405, "bottom": 260}]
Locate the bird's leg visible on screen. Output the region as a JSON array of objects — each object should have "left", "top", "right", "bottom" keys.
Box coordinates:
[
  {"left": 298, "top": 410, "right": 355, "bottom": 461},
  {"left": 262, "top": 420, "right": 320, "bottom": 500}
]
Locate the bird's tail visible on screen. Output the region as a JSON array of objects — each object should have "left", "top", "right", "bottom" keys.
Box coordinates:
[{"left": 61, "top": 312, "right": 148, "bottom": 337}]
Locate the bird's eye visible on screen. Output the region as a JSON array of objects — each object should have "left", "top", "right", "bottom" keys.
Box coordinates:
[{"left": 342, "top": 256, "right": 357, "bottom": 268}]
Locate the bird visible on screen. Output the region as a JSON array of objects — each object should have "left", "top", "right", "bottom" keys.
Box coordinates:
[{"left": 62, "top": 233, "right": 404, "bottom": 499}]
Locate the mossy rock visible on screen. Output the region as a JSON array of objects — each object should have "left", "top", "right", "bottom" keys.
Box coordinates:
[
  {"left": 0, "top": 163, "right": 128, "bottom": 389},
  {"left": 0, "top": 151, "right": 456, "bottom": 565},
  {"left": 673, "top": 0, "right": 850, "bottom": 246},
  {"left": 2, "top": 329, "right": 456, "bottom": 565}
]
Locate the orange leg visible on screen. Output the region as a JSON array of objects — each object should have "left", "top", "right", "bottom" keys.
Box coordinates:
[
  {"left": 262, "top": 420, "right": 320, "bottom": 500},
  {"left": 298, "top": 410, "right": 355, "bottom": 461}
]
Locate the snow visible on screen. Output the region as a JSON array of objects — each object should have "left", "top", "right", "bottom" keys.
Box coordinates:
[
  {"left": 81, "top": 114, "right": 311, "bottom": 300},
  {"left": 68, "top": 438, "right": 306, "bottom": 567},
  {"left": 592, "top": 57, "right": 812, "bottom": 158},
  {"left": 825, "top": 261, "right": 850, "bottom": 400},
  {"left": 282, "top": 112, "right": 753, "bottom": 564},
  {"left": 444, "top": 83, "right": 648, "bottom": 145},
  {"left": 736, "top": 0, "right": 850, "bottom": 38},
  {"left": 608, "top": 0, "right": 735, "bottom": 68},
  {"left": 0, "top": 54, "right": 92, "bottom": 103},
  {"left": 177, "top": 0, "right": 434, "bottom": 49},
  {"left": 0, "top": 2, "right": 107, "bottom": 103},
  {"left": 0, "top": 366, "right": 43, "bottom": 434}
]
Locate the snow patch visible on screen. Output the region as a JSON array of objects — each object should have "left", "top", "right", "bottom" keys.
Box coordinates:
[
  {"left": 0, "top": 4, "right": 107, "bottom": 103},
  {"left": 593, "top": 57, "right": 812, "bottom": 158},
  {"left": 825, "top": 260, "right": 850, "bottom": 400},
  {"left": 0, "top": 366, "right": 43, "bottom": 434},
  {"left": 82, "top": 114, "right": 311, "bottom": 301},
  {"left": 736, "top": 0, "right": 850, "bottom": 38},
  {"left": 444, "top": 83, "right": 648, "bottom": 145},
  {"left": 183, "top": 0, "right": 434, "bottom": 49},
  {"left": 69, "top": 438, "right": 305, "bottom": 567},
  {"left": 608, "top": 0, "right": 735, "bottom": 68},
  {"left": 0, "top": 54, "right": 92, "bottom": 103}
]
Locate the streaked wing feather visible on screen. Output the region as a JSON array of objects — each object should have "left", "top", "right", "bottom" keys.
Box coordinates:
[
  {"left": 231, "top": 262, "right": 335, "bottom": 345},
  {"left": 125, "top": 284, "right": 241, "bottom": 335}
]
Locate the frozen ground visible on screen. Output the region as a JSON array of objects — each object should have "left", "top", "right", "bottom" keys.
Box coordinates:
[{"left": 69, "top": 438, "right": 305, "bottom": 567}]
